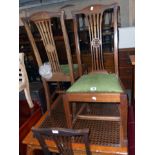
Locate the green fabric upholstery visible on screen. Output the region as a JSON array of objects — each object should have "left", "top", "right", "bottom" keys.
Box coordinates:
[
  {"left": 61, "top": 64, "right": 78, "bottom": 75},
  {"left": 67, "top": 73, "right": 123, "bottom": 93}
]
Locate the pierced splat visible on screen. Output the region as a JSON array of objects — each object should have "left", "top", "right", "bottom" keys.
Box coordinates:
[
  {"left": 30, "top": 13, "right": 61, "bottom": 73},
  {"left": 72, "top": 3, "right": 119, "bottom": 74},
  {"left": 86, "top": 11, "right": 104, "bottom": 71}
]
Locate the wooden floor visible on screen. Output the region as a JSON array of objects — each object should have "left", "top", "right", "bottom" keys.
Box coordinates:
[
  {"left": 19, "top": 100, "right": 135, "bottom": 155},
  {"left": 19, "top": 100, "right": 42, "bottom": 155}
]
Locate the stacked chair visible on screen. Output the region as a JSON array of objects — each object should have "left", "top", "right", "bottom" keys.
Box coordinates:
[{"left": 21, "top": 3, "right": 128, "bottom": 154}]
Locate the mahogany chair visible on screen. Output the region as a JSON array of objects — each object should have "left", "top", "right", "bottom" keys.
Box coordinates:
[
  {"left": 63, "top": 3, "right": 128, "bottom": 147},
  {"left": 32, "top": 127, "right": 91, "bottom": 155},
  {"left": 21, "top": 11, "right": 80, "bottom": 115},
  {"left": 19, "top": 53, "right": 34, "bottom": 108}
]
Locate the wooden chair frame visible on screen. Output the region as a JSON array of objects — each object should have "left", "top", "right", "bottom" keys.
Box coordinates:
[
  {"left": 32, "top": 127, "right": 91, "bottom": 155},
  {"left": 21, "top": 11, "right": 80, "bottom": 115},
  {"left": 72, "top": 3, "right": 120, "bottom": 75},
  {"left": 63, "top": 92, "right": 128, "bottom": 147},
  {"left": 63, "top": 3, "right": 128, "bottom": 147}
]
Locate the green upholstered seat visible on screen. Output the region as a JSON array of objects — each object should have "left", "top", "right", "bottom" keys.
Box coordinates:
[
  {"left": 67, "top": 73, "right": 123, "bottom": 93},
  {"left": 61, "top": 64, "right": 78, "bottom": 75}
]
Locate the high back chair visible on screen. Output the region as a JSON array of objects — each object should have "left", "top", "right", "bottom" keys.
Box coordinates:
[
  {"left": 19, "top": 53, "right": 34, "bottom": 108},
  {"left": 73, "top": 3, "right": 119, "bottom": 74},
  {"left": 21, "top": 11, "right": 80, "bottom": 115},
  {"left": 32, "top": 127, "right": 91, "bottom": 155},
  {"left": 63, "top": 3, "right": 128, "bottom": 147}
]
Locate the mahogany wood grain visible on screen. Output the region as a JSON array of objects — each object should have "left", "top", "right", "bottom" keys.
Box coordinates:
[
  {"left": 120, "top": 94, "right": 128, "bottom": 146},
  {"left": 66, "top": 93, "right": 122, "bottom": 102}
]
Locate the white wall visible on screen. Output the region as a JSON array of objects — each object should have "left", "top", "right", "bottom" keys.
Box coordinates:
[{"left": 119, "top": 27, "right": 135, "bottom": 49}]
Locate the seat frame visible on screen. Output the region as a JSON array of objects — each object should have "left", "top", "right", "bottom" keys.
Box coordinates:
[{"left": 63, "top": 91, "right": 128, "bottom": 147}]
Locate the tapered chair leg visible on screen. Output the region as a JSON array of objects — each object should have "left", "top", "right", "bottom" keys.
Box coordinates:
[
  {"left": 26, "top": 145, "right": 34, "bottom": 155},
  {"left": 24, "top": 87, "right": 34, "bottom": 108},
  {"left": 120, "top": 93, "right": 128, "bottom": 146}
]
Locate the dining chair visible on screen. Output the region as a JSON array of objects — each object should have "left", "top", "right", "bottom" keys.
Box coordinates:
[
  {"left": 32, "top": 127, "right": 91, "bottom": 155},
  {"left": 21, "top": 11, "right": 81, "bottom": 115},
  {"left": 19, "top": 53, "right": 34, "bottom": 108},
  {"left": 63, "top": 3, "right": 128, "bottom": 147}
]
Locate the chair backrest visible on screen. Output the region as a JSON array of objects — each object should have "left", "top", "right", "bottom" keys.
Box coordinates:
[
  {"left": 21, "top": 10, "right": 75, "bottom": 83},
  {"left": 72, "top": 3, "right": 120, "bottom": 75},
  {"left": 19, "top": 53, "right": 28, "bottom": 91},
  {"left": 32, "top": 127, "right": 91, "bottom": 155}
]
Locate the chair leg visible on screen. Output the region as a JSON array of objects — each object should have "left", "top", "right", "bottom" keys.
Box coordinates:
[
  {"left": 24, "top": 87, "right": 34, "bottom": 108},
  {"left": 86, "top": 103, "right": 91, "bottom": 113},
  {"left": 120, "top": 93, "right": 128, "bottom": 146},
  {"left": 63, "top": 94, "right": 72, "bottom": 128},
  {"left": 26, "top": 145, "right": 34, "bottom": 155},
  {"left": 72, "top": 102, "right": 76, "bottom": 120},
  {"left": 42, "top": 79, "right": 51, "bottom": 116}
]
